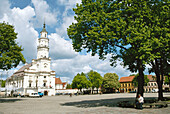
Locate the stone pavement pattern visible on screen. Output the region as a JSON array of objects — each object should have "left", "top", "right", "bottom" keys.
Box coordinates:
[{"left": 0, "top": 93, "right": 170, "bottom": 114}]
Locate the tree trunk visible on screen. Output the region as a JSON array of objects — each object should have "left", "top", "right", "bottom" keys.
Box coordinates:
[
  {"left": 168, "top": 75, "right": 170, "bottom": 91},
  {"left": 136, "top": 59, "right": 144, "bottom": 98},
  {"left": 97, "top": 88, "right": 98, "bottom": 94},
  {"left": 152, "top": 59, "right": 164, "bottom": 101},
  {"left": 90, "top": 87, "right": 92, "bottom": 94}
]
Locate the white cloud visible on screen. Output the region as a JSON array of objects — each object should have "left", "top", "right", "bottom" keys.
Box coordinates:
[
  {"left": 48, "top": 33, "right": 78, "bottom": 59},
  {"left": 55, "top": 0, "right": 81, "bottom": 37},
  {"left": 31, "top": 0, "right": 58, "bottom": 27},
  {"left": 51, "top": 52, "right": 132, "bottom": 82},
  {"left": 55, "top": 16, "right": 76, "bottom": 37},
  {"left": 0, "top": 0, "right": 11, "bottom": 19},
  {"left": 58, "top": 0, "right": 81, "bottom": 7}
]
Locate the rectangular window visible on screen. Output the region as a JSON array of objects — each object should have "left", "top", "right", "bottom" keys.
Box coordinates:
[
  {"left": 43, "top": 83, "right": 46, "bottom": 87},
  {"left": 29, "top": 83, "right": 31, "bottom": 87}
]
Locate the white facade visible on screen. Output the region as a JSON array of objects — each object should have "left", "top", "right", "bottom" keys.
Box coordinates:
[
  {"left": 6, "top": 23, "right": 56, "bottom": 96},
  {"left": 55, "top": 84, "right": 63, "bottom": 90}
]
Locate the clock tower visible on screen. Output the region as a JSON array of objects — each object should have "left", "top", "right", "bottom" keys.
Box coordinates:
[{"left": 36, "top": 23, "right": 51, "bottom": 72}]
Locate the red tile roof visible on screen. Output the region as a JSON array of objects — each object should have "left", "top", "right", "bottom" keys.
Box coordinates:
[
  {"left": 119, "top": 75, "right": 156, "bottom": 83},
  {"left": 62, "top": 82, "right": 67, "bottom": 85},
  {"left": 119, "top": 76, "right": 135, "bottom": 83},
  {"left": 55, "top": 78, "right": 62, "bottom": 84},
  {"left": 62, "top": 82, "right": 67, "bottom": 87},
  {"left": 147, "top": 75, "right": 156, "bottom": 81}
]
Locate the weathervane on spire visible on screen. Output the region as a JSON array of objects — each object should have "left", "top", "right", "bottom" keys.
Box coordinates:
[{"left": 43, "top": 17, "right": 46, "bottom": 28}]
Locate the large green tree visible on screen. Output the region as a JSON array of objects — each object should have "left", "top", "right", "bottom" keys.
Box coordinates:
[
  {"left": 147, "top": 1, "right": 170, "bottom": 100},
  {"left": 67, "top": 0, "right": 169, "bottom": 98},
  {"left": 87, "top": 70, "right": 103, "bottom": 94},
  {"left": 67, "top": 0, "right": 147, "bottom": 97},
  {"left": 102, "top": 73, "right": 120, "bottom": 89},
  {"left": 0, "top": 22, "right": 25, "bottom": 70},
  {"left": 71, "top": 72, "right": 91, "bottom": 91}
]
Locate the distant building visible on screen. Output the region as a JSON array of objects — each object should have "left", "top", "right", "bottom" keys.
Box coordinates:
[
  {"left": 55, "top": 78, "right": 78, "bottom": 94},
  {"left": 6, "top": 23, "right": 56, "bottom": 96},
  {"left": 119, "top": 75, "right": 169, "bottom": 93},
  {"left": 119, "top": 76, "right": 136, "bottom": 93},
  {"left": 144, "top": 75, "right": 169, "bottom": 92},
  {"left": 55, "top": 78, "right": 67, "bottom": 90},
  {"left": 144, "top": 75, "right": 157, "bottom": 92}
]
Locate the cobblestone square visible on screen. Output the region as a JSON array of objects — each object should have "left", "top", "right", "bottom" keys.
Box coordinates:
[{"left": 0, "top": 93, "right": 170, "bottom": 114}]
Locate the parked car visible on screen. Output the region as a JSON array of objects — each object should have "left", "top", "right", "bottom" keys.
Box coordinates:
[
  {"left": 129, "top": 91, "right": 136, "bottom": 93},
  {"left": 55, "top": 93, "right": 62, "bottom": 95},
  {"left": 29, "top": 92, "right": 40, "bottom": 98},
  {"left": 152, "top": 89, "right": 159, "bottom": 93},
  {"left": 13, "top": 92, "right": 20, "bottom": 97},
  {"left": 38, "top": 92, "right": 44, "bottom": 97}
]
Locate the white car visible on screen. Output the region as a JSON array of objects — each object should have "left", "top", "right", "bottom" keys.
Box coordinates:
[
  {"left": 29, "top": 92, "right": 40, "bottom": 98},
  {"left": 152, "top": 89, "right": 159, "bottom": 93}
]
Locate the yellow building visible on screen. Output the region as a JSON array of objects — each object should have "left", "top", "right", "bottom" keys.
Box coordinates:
[{"left": 119, "top": 76, "right": 136, "bottom": 93}]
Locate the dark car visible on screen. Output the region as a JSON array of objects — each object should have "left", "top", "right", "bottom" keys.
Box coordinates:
[
  {"left": 129, "top": 91, "right": 136, "bottom": 93},
  {"left": 38, "top": 92, "right": 44, "bottom": 97}
]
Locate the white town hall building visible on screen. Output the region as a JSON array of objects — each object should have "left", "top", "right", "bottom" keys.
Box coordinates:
[{"left": 6, "top": 23, "right": 56, "bottom": 96}]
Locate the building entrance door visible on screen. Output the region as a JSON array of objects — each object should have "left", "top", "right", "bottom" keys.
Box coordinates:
[{"left": 44, "top": 91, "right": 48, "bottom": 95}]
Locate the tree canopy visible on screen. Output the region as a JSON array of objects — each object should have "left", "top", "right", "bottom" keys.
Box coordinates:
[
  {"left": 0, "top": 22, "right": 25, "bottom": 70},
  {"left": 66, "top": 83, "right": 72, "bottom": 89},
  {"left": 87, "top": 70, "right": 103, "bottom": 89},
  {"left": 67, "top": 0, "right": 169, "bottom": 99},
  {"left": 102, "top": 73, "right": 120, "bottom": 89},
  {"left": 164, "top": 76, "right": 170, "bottom": 85},
  {"left": 71, "top": 72, "right": 91, "bottom": 90}
]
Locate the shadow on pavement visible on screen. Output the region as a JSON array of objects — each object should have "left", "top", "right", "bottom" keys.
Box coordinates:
[
  {"left": 0, "top": 98, "right": 24, "bottom": 103},
  {"left": 61, "top": 97, "right": 157, "bottom": 108}
]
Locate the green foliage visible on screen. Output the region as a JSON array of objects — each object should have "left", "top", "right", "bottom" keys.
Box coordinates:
[
  {"left": 66, "top": 83, "right": 72, "bottom": 89},
  {"left": 0, "top": 80, "right": 6, "bottom": 87},
  {"left": 129, "top": 74, "right": 137, "bottom": 76},
  {"left": 165, "top": 76, "right": 170, "bottom": 85},
  {"left": 0, "top": 22, "right": 25, "bottom": 70},
  {"left": 68, "top": 0, "right": 169, "bottom": 97},
  {"left": 71, "top": 72, "right": 91, "bottom": 90},
  {"left": 102, "top": 73, "right": 120, "bottom": 89},
  {"left": 87, "top": 70, "right": 103, "bottom": 89},
  {"left": 132, "top": 74, "right": 149, "bottom": 87}
]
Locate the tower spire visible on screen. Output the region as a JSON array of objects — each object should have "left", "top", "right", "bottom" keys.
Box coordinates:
[
  {"left": 43, "top": 18, "right": 46, "bottom": 28},
  {"left": 41, "top": 21, "right": 47, "bottom": 33},
  {"left": 43, "top": 21, "right": 46, "bottom": 29}
]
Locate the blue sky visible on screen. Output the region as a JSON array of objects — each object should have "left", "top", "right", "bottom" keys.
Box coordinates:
[{"left": 0, "top": 0, "right": 152, "bottom": 83}]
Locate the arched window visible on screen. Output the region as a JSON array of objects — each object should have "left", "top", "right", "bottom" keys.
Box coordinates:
[{"left": 44, "top": 63, "right": 47, "bottom": 68}]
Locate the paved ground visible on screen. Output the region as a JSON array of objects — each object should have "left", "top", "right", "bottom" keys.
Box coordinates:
[{"left": 0, "top": 93, "right": 170, "bottom": 114}]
